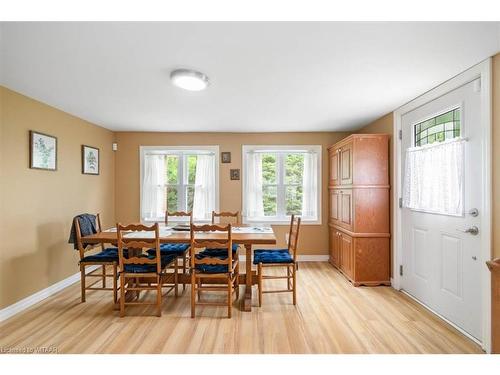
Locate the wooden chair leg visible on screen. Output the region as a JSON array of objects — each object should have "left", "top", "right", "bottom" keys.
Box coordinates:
[
  {"left": 235, "top": 263, "right": 240, "bottom": 299},
  {"left": 227, "top": 277, "right": 232, "bottom": 319},
  {"left": 258, "top": 263, "right": 263, "bottom": 307},
  {"left": 287, "top": 266, "right": 291, "bottom": 290},
  {"left": 292, "top": 263, "right": 297, "bottom": 306},
  {"left": 182, "top": 254, "right": 187, "bottom": 291},
  {"left": 197, "top": 279, "right": 202, "bottom": 301},
  {"left": 191, "top": 273, "right": 196, "bottom": 318},
  {"left": 80, "top": 264, "right": 86, "bottom": 303},
  {"left": 113, "top": 264, "right": 118, "bottom": 304},
  {"left": 156, "top": 275, "right": 162, "bottom": 317},
  {"left": 102, "top": 265, "right": 106, "bottom": 288},
  {"left": 174, "top": 261, "right": 179, "bottom": 297},
  {"left": 120, "top": 274, "right": 126, "bottom": 318}
]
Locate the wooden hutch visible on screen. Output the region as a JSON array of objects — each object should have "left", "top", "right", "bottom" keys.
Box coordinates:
[{"left": 328, "top": 134, "right": 391, "bottom": 286}]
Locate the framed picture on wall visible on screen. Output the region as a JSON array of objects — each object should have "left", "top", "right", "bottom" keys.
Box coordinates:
[
  {"left": 82, "top": 145, "right": 100, "bottom": 175},
  {"left": 230, "top": 169, "right": 240, "bottom": 180},
  {"left": 221, "top": 152, "right": 231, "bottom": 163},
  {"left": 29, "top": 130, "right": 57, "bottom": 171}
]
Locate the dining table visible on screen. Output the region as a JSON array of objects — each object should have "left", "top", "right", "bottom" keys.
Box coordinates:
[{"left": 81, "top": 224, "right": 277, "bottom": 311}]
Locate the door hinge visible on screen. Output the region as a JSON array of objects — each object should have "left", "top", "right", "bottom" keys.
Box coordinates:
[
  {"left": 399, "top": 265, "right": 403, "bottom": 276},
  {"left": 398, "top": 129, "right": 402, "bottom": 140},
  {"left": 399, "top": 197, "right": 403, "bottom": 208}
]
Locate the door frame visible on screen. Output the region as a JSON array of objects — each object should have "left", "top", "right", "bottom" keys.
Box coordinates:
[{"left": 392, "top": 58, "right": 492, "bottom": 352}]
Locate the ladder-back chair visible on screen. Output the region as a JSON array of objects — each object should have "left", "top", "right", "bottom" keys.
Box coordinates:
[
  {"left": 153, "top": 211, "right": 193, "bottom": 291},
  {"left": 117, "top": 223, "right": 178, "bottom": 317},
  {"left": 209, "top": 211, "right": 240, "bottom": 255},
  {"left": 190, "top": 224, "right": 239, "bottom": 318},
  {"left": 254, "top": 215, "right": 301, "bottom": 306},
  {"left": 75, "top": 213, "right": 119, "bottom": 303}
]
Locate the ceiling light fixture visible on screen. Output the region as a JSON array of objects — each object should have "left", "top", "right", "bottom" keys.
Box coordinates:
[{"left": 170, "top": 69, "right": 209, "bottom": 91}]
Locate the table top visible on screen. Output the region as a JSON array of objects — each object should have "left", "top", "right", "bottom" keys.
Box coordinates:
[{"left": 82, "top": 225, "right": 277, "bottom": 245}]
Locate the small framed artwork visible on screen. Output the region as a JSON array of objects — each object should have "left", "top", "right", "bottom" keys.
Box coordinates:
[
  {"left": 82, "top": 145, "right": 100, "bottom": 175},
  {"left": 230, "top": 169, "right": 240, "bottom": 180},
  {"left": 221, "top": 152, "right": 231, "bottom": 163},
  {"left": 29, "top": 131, "right": 57, "bottom": 171}
]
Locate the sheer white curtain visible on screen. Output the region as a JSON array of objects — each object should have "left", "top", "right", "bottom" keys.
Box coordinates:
[
  {"left": 302, "top": 152, "right": 318, "bottom": 218},
  {"left": 193, "top": 154, "right": 216, "bottom": 220},
  {"left": 403, "top": 138, "right": 465, "bottom": 216},
  {"left": 244, "top": 152, "right": 264, "bottom": 218},
  {"left": 141, "top": 154, "right": 166, "bottom": 220}
]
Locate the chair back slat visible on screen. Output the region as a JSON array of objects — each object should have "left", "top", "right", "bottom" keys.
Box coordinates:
[
  {"left": 191, "top": 240, "right": 232, "bottom": 250},
  {"left": 287, "top": 215, "right": 301, "bottom": 261},
  {"left": 117, "top": 223, "right": 161, "bottom": 273},
  {"left": 190, "top": 224, "right": 233, "bottom": 269},
  {"left": 165, "top": 211, "right": 193, "bottom": 225},
  {"left": 211, "top": 211, "right": 240, "bottom": 225}
]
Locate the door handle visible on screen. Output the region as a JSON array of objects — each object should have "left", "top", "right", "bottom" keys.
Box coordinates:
[{"left": 457, "top": 226, "right": 479, "bottom": 235}]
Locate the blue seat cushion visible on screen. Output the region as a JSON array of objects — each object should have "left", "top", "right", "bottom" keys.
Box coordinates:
[
  {"left": 253, "top": 249, "right": 293, "bottom": 264},
  {"left": 81, "top": 247, "right": 125, "bottom": 263},
  {"left": 200, "top": 244, "right": 239, "bottom": 257},
  {"left": 146, "top": 243, "right": 189, "bottom": 257},
  {"left": 123, "top": 254, "right": 176, "bottom": 273}
]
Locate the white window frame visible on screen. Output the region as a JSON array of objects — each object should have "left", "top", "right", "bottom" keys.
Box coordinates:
[
  {"left": 242, "top": 145, "right": 322, "bottom": 225},
  {"left": 140, "top": 145, "right": 219, "bottom": 223}
]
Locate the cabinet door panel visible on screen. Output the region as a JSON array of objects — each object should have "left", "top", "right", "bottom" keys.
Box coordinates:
[
  {"left": 340, "top": 233, "right": 354, "bottom": 279},
  {"left": 340, "top": 142, "right": 353, "bottom": 185},
  {"left": 329, "top": 189, "right": 340, "bottom": 224},
  {"left": 329, "top": 230, "right": 340, "bottom": 267},
  {"left": 329, "top": 149, "right": 340, "bottom": 186},
  {"left": 338, "top": 190, "right": 353, "bottom": 230}
]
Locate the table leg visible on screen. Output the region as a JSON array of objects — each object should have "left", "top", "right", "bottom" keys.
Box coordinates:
[{"left": 241, "top": 244, "right": 253, "bottom": 311}]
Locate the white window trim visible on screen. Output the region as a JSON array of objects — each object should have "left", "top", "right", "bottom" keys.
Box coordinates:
[
  {"left": 139, "top": 145, "right": 220, "bottom": 223},
  {"left": 242, "top": 145, "right": 322, "bottom": 225}
]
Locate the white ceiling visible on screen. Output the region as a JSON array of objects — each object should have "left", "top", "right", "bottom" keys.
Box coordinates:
[{"left": 1, "top": 22, "right": 499, "bottom": 132}]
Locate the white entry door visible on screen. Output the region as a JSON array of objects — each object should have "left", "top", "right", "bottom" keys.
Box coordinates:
[{"left": 401, "top": 78, "right": 482, "bottom": 341}]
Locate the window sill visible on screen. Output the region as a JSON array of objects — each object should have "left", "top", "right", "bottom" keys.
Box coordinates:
[{"left": 243, "top": 218, "right": 322, "bottom": 226}]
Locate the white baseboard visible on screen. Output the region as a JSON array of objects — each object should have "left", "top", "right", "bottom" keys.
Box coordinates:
[
  {"left": 238, "top": 254, "right": 329, "bottom": 262},
  {"left": 0, "top": 265, "right": 98, "bottom": 323}
]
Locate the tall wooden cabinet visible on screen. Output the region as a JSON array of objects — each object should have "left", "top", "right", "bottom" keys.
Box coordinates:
[{"left": 328, "top": 134, "right": 390, "bottom": 286}]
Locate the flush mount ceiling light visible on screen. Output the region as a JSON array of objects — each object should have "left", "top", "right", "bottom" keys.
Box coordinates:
[{"left": 170, "top": 69, "right": 209, "bottom": 91}]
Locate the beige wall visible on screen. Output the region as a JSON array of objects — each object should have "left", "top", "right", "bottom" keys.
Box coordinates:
[
  {"left": 114, "top": 132, "right": 348, "bottom": 255},
  {"left": 0, "top": 86, "right": 115, "bottom": 309}
]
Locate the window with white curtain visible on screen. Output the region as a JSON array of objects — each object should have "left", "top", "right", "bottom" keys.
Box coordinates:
[
  {"left": 140, "top": 146, "right": 219, "bottom": 222},
  {"left": 242, "top": 145, "right": 321, "bottom": 224},
  {"left": 403, "top": 137, "right": 465, "bottom": 216}
]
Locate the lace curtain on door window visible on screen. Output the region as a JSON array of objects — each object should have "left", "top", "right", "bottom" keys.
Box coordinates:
[{"left": 403, "top": 138, "right": 465, "bottom": 216}]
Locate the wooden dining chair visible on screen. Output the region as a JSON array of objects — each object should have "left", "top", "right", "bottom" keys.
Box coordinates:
[
  {"left": 211, "top": 211, "right": 240, "bottom": 225},
  {"left": 117, "top": 222, "right": 178, "bottom": 317},
  {"left": 208, "top": 211, "right": 240, "bottom": 255},
  {"left": 75, "top": 213, "right": 120, "bottom": 303},
  {"left": 190, "top": 224, "right": 239, "bottom": 318},
  {"left": 254, "top": 215, "right": 301, "bottom": 306},
  {"left": 159, "top": 211, "right": 193, "bottom": 291}
]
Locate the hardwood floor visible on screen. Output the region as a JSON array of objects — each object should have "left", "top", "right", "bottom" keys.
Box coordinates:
[{"left": 0, "top": 262, "right": 483, "bottom": 354}]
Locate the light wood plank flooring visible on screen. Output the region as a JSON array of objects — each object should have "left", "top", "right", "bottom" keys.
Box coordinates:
[{"left": 0, "top": 262, "right": 483, "bottom": 354}]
